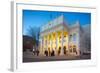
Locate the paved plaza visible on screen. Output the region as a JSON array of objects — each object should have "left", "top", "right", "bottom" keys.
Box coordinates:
[{"left": 23, "top": 52, "right": 91, "bottom": 62}]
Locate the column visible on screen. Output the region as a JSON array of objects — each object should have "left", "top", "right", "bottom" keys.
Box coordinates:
[
  {"left": 66, "top": 33, "right": 69, "bottom": 55},
  {"left": 48, "top": 35, "right": 50, "bottom": 56},
  {"left": 55, "top": 33, "right": 58, "bottom": 56},
  {"left": 61, "top": 32, "right": 64, "bottom": 55},
  {"left": 45, "top": 36, "right": 46, "bottom": 51},
  {"left": 51, "top": 34, "right": 53, "bottom": 56},
  {"left": 42, "top": 37, "right": 44, "bottom": 55},
  {"left": 51, "top": 34, "right": 52, "bottom": 51}
]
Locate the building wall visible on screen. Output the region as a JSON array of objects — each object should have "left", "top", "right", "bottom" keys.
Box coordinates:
[
  {"left": 80, "top": 25, "right": 91, "bottom": 54},
  {"left": 39, "top": 16, "right": 90, "bottom": 56},
  {"left": 68, "top": 22, "right": 80, "bottom": 56},
  {"left": 39, "top": 23, "right": 81, "bottom": 56}
]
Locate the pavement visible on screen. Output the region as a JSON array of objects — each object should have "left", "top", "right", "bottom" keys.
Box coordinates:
[{"left": 23, "top": 52, "right": 91, "bottom": 62}]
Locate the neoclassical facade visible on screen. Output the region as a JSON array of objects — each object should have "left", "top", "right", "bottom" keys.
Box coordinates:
[{"left": 39, "top": 15, "right": 90, "bottom": 56}]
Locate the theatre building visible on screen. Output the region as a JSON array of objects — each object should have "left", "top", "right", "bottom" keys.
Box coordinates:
[{"left": 39, "top": 15, "right": 90, "bottom": 56}]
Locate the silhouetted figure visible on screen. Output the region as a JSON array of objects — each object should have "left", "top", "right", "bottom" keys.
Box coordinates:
[
  {"left": 44, "top": 50, "right": 48, "bottom": 56},
  {"left": 63, "top": 48, "right": 66, "bottom": 55},
  {"left": 80, "top": 51, "right": 81, "bottom": 55},
  {"left": 58, "top": 48, "right": 61, "bottom": 55},
  {"left": 51, "top": 50, "right": 55, "bottom": 56},
  {"left": 32, "top": 49, "right": 35, "bottom": 55},
  {"left": 75, "top": 51, "right": 77, "bottom": 54},
  {"left": 37, "top": 50, "right": 39, "bottom": 56}
]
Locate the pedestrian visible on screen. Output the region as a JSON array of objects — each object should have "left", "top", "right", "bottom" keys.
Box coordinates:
[{"left": 37, "top": 50, "right": 39, "bottom": 56}]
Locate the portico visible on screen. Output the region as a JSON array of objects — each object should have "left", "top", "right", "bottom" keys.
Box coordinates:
[{"left": 40, "top": 30, "right": 68, "bottom": 56}]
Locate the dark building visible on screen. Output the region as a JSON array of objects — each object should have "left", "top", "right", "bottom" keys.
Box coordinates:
[{"left": 23, "top": 35, "right": 34, "bottom": 52}]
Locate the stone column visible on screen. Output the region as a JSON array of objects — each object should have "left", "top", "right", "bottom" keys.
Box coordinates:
[
  {"left": 45, "top": 36, "right": 47, "bottom": 51},
  {"left": 55, "top": 33, "right": 58, "bottom": 56},
  {"left": 43, "top": 37, "right": 45, "bottom": 55},
  {"left": 51, "top": 34, "right": 52, "bottom": 51},
  {"left": 65, "top": 34, "right": 69, "bottom": 55},
  {"left": 61, "top": 32, "right": 64, "bottom": 55},
  {"left": 51, "top": 34, "right": 54, "bottom": 56}
]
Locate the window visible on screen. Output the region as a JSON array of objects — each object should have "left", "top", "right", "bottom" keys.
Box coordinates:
[
  {"left": 69, "top": 35, "right": 72, "bottom": 41},
  {"left": 73, "top": 45, "right": 76, "bottom": 52},
  {"left": 73, "top": 33, "right": 77, "bottom": 41},
  {"left": 73, "top": 48, "right": 76, "bottom": 52}
]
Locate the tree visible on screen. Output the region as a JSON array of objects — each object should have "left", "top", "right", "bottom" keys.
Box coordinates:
[{"left": 27, "top": 26, "right": 40, "bottom": 46}]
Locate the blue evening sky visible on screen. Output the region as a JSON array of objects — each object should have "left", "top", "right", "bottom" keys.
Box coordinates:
[{"left": 23, "top": 10, "right": 91, "bottom": 35}]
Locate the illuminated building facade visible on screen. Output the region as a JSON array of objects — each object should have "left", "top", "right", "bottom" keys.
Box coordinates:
[{"left": 39, "top": 15, "right": 90, "bottom": 56}]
